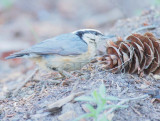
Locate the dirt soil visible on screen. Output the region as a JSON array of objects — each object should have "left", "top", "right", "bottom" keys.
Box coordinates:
[{"left": 1, "top": 8, "right": 160, "bottom": 121}]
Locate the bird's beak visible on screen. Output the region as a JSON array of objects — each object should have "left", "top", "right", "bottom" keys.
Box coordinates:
[{"left": 101, "top": 35, "right": 116, "bottom": 40}]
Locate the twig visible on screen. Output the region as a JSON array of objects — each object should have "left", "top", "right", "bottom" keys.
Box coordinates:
[
  {"left": 105, "top": 94, "right": 149, "bottom": 115},
  {"left": 119, "top": 88, "right": 128, "bottom": 97},
  {"left": 47, "top": 91, "right": 84, "bottom": 112},
  {"left": 71, "top": 79, "right": 80, "bottom": 93},
  {"left": 124, "top": 25, "right": 158, "bottom": 40},
  {"left": 130, "top": 106, "right": 143, "bottom": 117},
  {"left": 132, "top": 25, "right": 158, "bottom": 33},
  {"left": 39, "top": 85, "right": 46, "bottom": 94},
  {"left": 12, "top": 68, "right": 39, "bottom": 96}
]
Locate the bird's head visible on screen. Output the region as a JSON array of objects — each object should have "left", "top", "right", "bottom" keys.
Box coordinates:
[{"left": 73, "top": 29, "right": 115, "bottom": 45}]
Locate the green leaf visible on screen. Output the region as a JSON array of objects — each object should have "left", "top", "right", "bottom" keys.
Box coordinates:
[
  {"left": 92, "top": 90, "right": 99, "bottom": 102},
  {"left": 85, "top": 104, "right": 96, "bottom": 113},
  {"left": 104, "top": 105, "right": 128, "bottom": 109},
  {"left": 74, "top": 84, "right": 129, "bottom": 121},
  {"left": 99, "top": 83, "right": 106, "bottom": 99},
  {"left": 96, "top": 104, "right": 104, "bottom": 115},
  {"left": 0, "top": 0, "right": 13, "bottom": 8},
  {"left": 75, "top": 96, "right": 95, "bottom": 103}
]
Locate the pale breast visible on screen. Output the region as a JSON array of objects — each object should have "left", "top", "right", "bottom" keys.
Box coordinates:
[{"left": 33, "top": 44, "right": 96, "bottom": 72}]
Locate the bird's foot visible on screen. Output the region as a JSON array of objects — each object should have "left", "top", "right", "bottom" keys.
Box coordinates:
[{"left": 59, "top": 71, "right": 77, "bottom": 80}]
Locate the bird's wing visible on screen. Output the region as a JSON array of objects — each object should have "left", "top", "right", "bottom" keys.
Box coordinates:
[{"left": 6, "top": 33, "right": 88, "bottom": 59}]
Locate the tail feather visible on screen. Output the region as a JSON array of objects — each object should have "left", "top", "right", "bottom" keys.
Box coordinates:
[
  {"left": 5, "top": 54, "right": 25, "bottom": 59},
  {"left": 5, "top": 52, "right": 39, "bottom": 59}
]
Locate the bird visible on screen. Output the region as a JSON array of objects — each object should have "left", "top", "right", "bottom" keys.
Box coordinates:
[{"left": 5, "top": 29, "right": 114, "bottom": 79}]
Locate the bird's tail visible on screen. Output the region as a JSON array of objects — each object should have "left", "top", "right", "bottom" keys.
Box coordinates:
[
  {"left": 5, "top": 54, "right": 25, "bottom": 59},
  {"left": 5, "top": 51, "right": 30, "bottom": 59}
]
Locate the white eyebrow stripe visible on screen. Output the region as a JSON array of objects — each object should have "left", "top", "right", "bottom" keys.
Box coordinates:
[{"left": 72, "top": 29, "right": 103, "bottom": 34}]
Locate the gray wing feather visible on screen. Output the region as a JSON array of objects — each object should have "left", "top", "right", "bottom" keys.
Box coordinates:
[{"left": 6, "top": 33, "right": 88, "bottom": 59}]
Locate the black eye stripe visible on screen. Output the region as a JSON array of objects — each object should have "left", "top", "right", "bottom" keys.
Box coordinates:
[
  {"left": 76, "top": 31, "right": 83, "bottom": 39},
  {"left": 95, "top": 32, "right": 99, "bottom": 35},
  {"left": 76, "top": 30, "right": 103, "bottom": 39}
]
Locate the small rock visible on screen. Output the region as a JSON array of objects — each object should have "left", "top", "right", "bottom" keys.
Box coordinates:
[
  {"left": 153, "top": 74, "right": 160, "bottom": 80},
  {"left": 27, "top": 90, "right": 34, "bottom": 95},
  {"left": 58, "top": 110, "right": 76, "bottom": 121}
]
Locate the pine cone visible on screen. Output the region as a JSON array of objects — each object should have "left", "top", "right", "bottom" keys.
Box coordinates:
[{"left": 98, "top": 32, "right": 160, "bottom": 75}]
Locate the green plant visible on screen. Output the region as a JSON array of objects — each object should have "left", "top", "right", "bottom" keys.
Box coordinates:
[
  {"left": 74, "top": 84, "right": 128, "bottom": 121},
  {"left": 153, "top": 0, "right": 160, "bottom": 5},
  {"left": 0, "top": 0, "right": 15, "bottom": 9}
]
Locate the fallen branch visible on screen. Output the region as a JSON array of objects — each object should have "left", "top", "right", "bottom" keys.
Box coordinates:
[{"left": 47, "top": 91, "right": 84, "bottom": 112}]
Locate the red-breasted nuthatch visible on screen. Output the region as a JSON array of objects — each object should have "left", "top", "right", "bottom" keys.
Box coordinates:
[{"left": 6, "top": 29, "right": 114, "bottom": 78}]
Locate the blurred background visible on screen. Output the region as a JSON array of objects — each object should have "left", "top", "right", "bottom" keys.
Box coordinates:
[
  {"left": 0, "top": 0, "right": 160, "bottom": 79},
  {"left": 0, "top": 1, "right": 160, "bottom": 120}
]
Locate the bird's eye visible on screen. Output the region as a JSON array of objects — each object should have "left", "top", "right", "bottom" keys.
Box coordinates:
[
  {"left": 90, "top": 38, "right": 95, "bottom": 41},
  {"left": 95, "top": 32, "right": 98, "bottom": 35}
]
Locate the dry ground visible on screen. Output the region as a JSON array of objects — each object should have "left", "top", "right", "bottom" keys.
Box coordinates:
[{"left": 0, "top": 8, "right": 160, "bottom": 121}]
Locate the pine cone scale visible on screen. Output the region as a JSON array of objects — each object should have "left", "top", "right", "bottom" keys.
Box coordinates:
[
  {"left": 99, "top": 32, "right": 160, "bottom": 75},
  {"left": 143, "top": 42, "right": 154, "bottom": 69}
]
